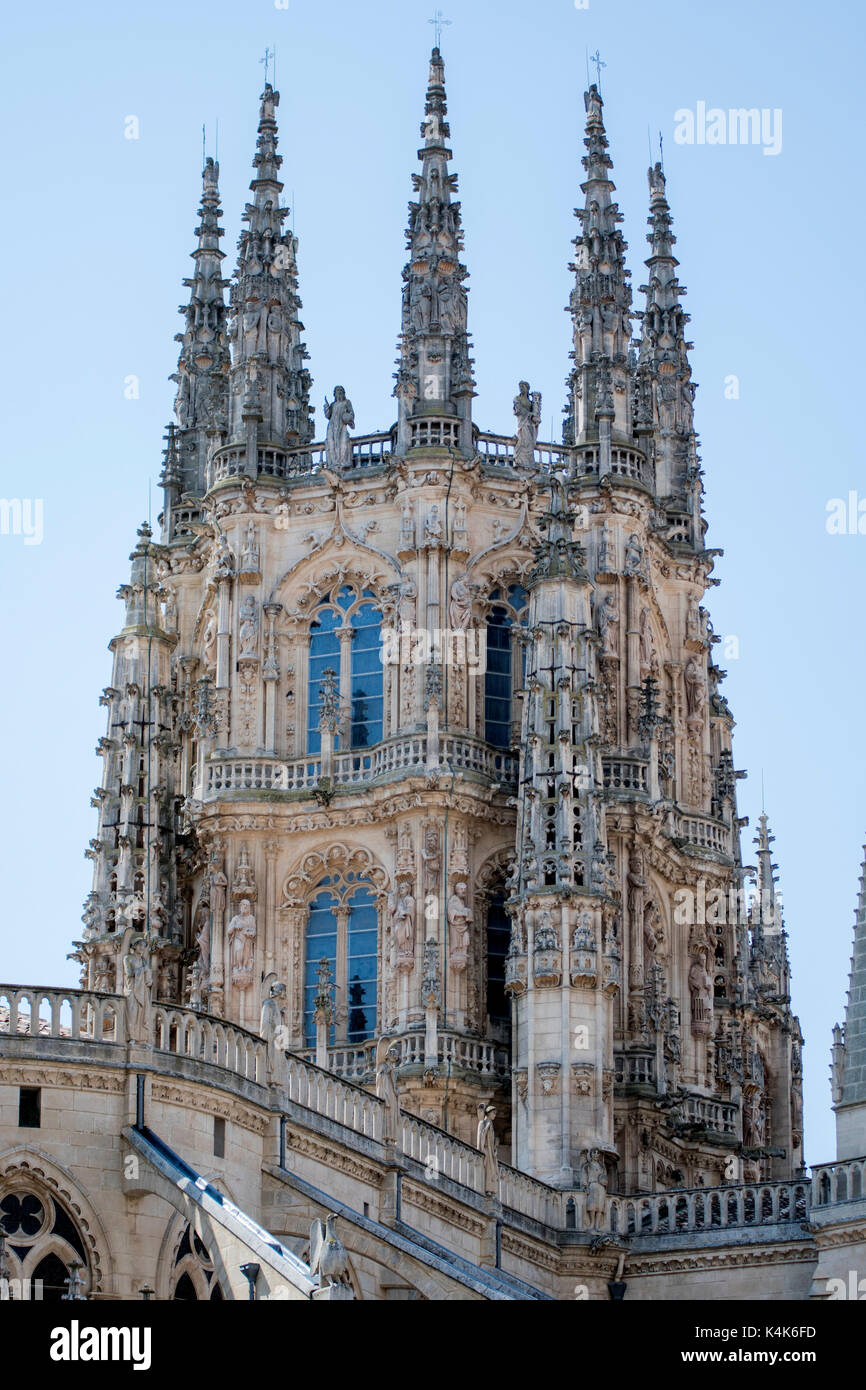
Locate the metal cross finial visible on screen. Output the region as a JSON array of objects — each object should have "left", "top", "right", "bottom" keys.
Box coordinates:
[
  {"left": 260, "top": 46, "right": 273, "bottom": 86},
  {"left": 429, "top": 10, "right": 451, "bottom": 48},
  {"left": 590, "top": 49, "right": 606, "bottom": 90}
]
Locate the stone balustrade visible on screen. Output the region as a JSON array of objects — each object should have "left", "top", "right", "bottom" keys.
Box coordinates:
[
  {"left": 602, "top": 756, "right": 650, "bottom": 795},
  {"left": 499, "top": 1164, "right": 565, "bottom": 1226},
  {"left": 285, "top": 1054, "right": 383, "bottom": 1140},
  {"left": 606, "top": 1179, "right": 809, "bottom": 1237},
  {"left": 401, "top": 1114, "right": 484, "bottom": 1190},
  {"left": 676, "top": 814, "right": 732, "bottom": 858},
  {"left": 811, "top": 1156, "right": 866, "bottom": 1207},
  {"left": 301, "top": 1030, "right": 510, "bottom": 1083},
  {"left": 207, "top": 434, "right": 393, "bottom": 489},
  {"left": 203, "top": 734, "right": 518, "bottom": 803},
  {"left": 0, "top": 984, "right": 124, "bottom": 1042},
  {"left": 151, "top": 1006, "right": 267, "bottom": 1086}
]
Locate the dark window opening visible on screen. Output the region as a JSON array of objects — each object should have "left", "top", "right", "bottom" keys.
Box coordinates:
[{"left": 18, "top": 1088, "right": 40, "bottom": 1128}]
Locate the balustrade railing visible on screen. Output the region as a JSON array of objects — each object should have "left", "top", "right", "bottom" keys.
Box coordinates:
[
  {"left": 606, "top": 1179, "right": 809, "bottom": 1237},
  {"left": 207, "top": 434, "right": 392, "bottom": 488},
  {"left": 602, "top": 757, "right": 649, "bottom": 795},
  {"left": 676, "top": 814, "right": 732, "bottom": 857},
  {"left": 151, "top": 1006, "right": 267, "bottom": 1085},
  {"left": 811, "top": 1157, "right": 866, "bottom": 1207},
  {"left": 0, "top": 985, "right": 123, "bottom": 1042},
  {"left": 499, "top": 1164, "right": 565, "bottom": 1226},
  {"left": 204, "top": 735, "right": 517, "bottom": 802}
]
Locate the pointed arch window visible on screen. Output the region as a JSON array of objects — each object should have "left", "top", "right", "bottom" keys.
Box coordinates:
[
  {"left": 307, "top": 587, "right": 384, "bottom": 754},
  {"left": 486, "top": 884, "right": 511, "bottom": 1029},
  {"left": 484, "top": 586, "right": 529, "bottom": 748},
  {"left": 303, "top": 875, "right": 378, "bottom": 1047}
]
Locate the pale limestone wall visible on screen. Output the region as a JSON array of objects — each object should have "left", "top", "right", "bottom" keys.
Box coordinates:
[{"left": 3, "top": 1044, "right": 866, "bottom": 1300}]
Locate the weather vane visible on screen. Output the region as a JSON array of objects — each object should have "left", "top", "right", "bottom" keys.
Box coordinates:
[
  {"left": 590, "top": 49, "right": 606, "bottom": 90},
  {"left": 429, "top": 10, "right": 451, "bottom": 48}
]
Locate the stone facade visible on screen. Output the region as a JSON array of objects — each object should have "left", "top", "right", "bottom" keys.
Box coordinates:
[{"left": 0, "top": 49, "right": 863, "bottom": 1301}]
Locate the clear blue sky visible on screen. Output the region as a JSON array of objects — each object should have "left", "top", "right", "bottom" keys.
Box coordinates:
[{"left": 1, "top": 0, "right": 863, "bottom": 1164}]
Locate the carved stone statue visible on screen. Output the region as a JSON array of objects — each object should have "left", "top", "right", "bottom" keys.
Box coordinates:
[
  {"left": 123, "top": 936, "right": 152, "bottom": 1044},
  {"left": 449, "top": 577, "right": 472, "bottom": 632},
  {"left": 202, "top": 613, "right": 217, "bottom": 673},
  {"left": 597, "top": 593, "right": 619, "bottom": 656},
  {"left": 684, "top": 657, "right": 706, "bottom": 722},
  {"left": 390, "top": 883, "right": 416, "bottom": 965},
  {"left": 689, "top": 948, "right": 713, "bottom": 1033},
  {"left": 476, "top": 1105, "right": 499, "bottom": 1196},
  {"left": 513, "top": 381, "right": 542, "bottom": 467},
  {"left": 324, "top": 386, "right": 355, "bottom": 470},
  {"left": 582, "top": 1149, "right": 607, "bottom": 1232},
  {"left": 447, "top": 881, "right": 472, "bottom": 967},
  {"left": 193, "top": 892, "right": 211, "bottom": 976},
  {"left": 424, "top": 505, "right": 443, "bottom": 545},
  {"left": 228, "top": 898, "right": 257, "bottom": 988},
  {"left": 376, "top": 1040, "right": 401, "bottom": 1144},
  {"left": 624, "top": 533, "right": 644, "bottom": 575},
  {"left": 260, "top": 978, "right": 287, "bottom": 1081},
  {"left": 238, "top": 597, "right": 259, "bottom": 659}
]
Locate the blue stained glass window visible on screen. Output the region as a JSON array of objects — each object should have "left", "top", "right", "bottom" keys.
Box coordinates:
[
  {"left": 485, "top": 607, "right": 513, "bottom": 748},
  {"left": 303, "top": 882, "right": 378, "bottom": 1047},
  {"left": 307, "top": 607, "right": 341, "bottom": 754},
  {"left": 303, "top": 890, "right": 338, "bottom": 1045},
  {"left": 484, "top": 590, "right": 529, "bottom": 748},
  {"left": 350, "top": 603, "right": 383, "bottom": 748}
]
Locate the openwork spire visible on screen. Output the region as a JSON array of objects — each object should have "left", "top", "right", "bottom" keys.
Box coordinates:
[
  {"left": 393, "top": 48, "right": 475, "bottom": 455},
  {"left": 227, "top": 84, "right": 313, "bottom": 450},
  {"left": 564, "top": 85, "right": 633, "bottom": 448},
  {"left": 833, "top": 844, "right": 866, "bottom": 1117},
  {"left": 164, "top": 158, "right": 230, "bottom": 521},
  {"left": 636, "top": 163, "right": 700, "bottom": 507}
]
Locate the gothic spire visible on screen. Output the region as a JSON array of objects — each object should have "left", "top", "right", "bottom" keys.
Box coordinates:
[
  {"left": 164, "top": 157, "right": 230, "bottom": 526},
  {"left": 636, "top": 163, "right": 700, "bottom": 514},
  {"left": 832, "top": 844, "right": 866, "bottom": 1130},
  {"left": 564, "top": 85, "right": 633, "bottom": 452},
  {"left": 748, "top": 813, "right": 790, "bottom": 998},
  {"left": 393, "top": 48, "right": 475, "bottom": 456},
  {"left": 227, "top": 84, "right": 313, "bottom": 452}
]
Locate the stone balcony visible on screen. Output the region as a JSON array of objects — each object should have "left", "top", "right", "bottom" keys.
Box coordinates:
[
  {"left": 202, "top": 427, "right": 655, "bottom": 491},
  {"left": 202, "top": 733, "right": 518, "bottom": 801}
]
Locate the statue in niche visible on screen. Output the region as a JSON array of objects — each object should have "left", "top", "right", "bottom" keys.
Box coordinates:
[
  {"left": 265, "top": 305, "right": 283, "bottom": 362},
  {"left": 193, "top": 891, "right": 211, "bottom": 976},
  {"left": 389, "top": 882, "right": 416, "bottom": 963},
  {"left": 639, "top": 607, "right": 653, "bottom": 679},
  {"left": 686, "top": 597, "right": 702, "bottom": 642},
  {"left": 684, "top": 657, "right": 706, "bottom": 722},
  {"left": 449, "top": 577, "right": 472, "bottom": 632},
  {"left": 476, "top": 1105, "right": 499, "bottom": 1196},
  {"left": 513, "top": 381, "right": 542, "bottom": 467},
  {"left": 324, "top": 386, "right": 355, "bottom": 470},
  {"left": 410, "top": 280, "right": 433, "bottom": 333},
  {"left": 242, "top": 299, "right": 261, "bottom": 357},
  {"left": 597, "top": 593, "right": 619, "bottom": 656},
  {"left": 447, "top": 881, "right": 472, "bottom": 964},
  {"left": 624, "top": 533, "right": 644, "bottom": 576},
  {"left": 688, "top": 947, "right": 713, "bottom": 1029},
  {"left": 228, "top": 899, "right": 257, "bottom": 987},
  {"left": 425, "top": 505, "right": 443, "bottom": 545},
  {"left": 123, "top": 936, "right": 152, "bottom": 1044},
  {"left": 238, "top": 596, "right": 259, "bottom": 658}
]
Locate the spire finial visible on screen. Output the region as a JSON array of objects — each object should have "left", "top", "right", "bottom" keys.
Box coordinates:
[
  {"left": 428, "top": 9, "right": 451, "bottom": 48},
  {"left": 260, "top": 46, "right": 273, "bottom": 86}
]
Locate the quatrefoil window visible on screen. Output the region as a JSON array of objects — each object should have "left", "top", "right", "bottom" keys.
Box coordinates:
[{"left": 0, "top": 1192, "right": 44, "bottom": 1238}]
